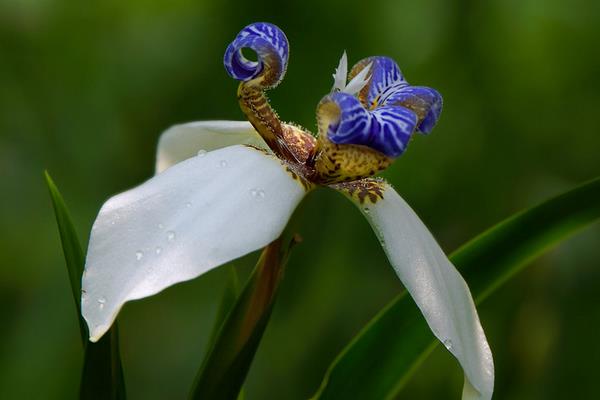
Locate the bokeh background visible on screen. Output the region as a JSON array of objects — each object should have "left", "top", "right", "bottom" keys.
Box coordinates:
[{"left": 1, "top": 0, "right": 599, "bottom": 398}]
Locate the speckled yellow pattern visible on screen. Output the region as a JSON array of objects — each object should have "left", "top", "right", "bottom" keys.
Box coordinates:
[
  {"left": 312, "top": 96, "right": 393, "bottom": 184},
  {"left": 313, "top": 139, "right": 392, "bottom": 184}
]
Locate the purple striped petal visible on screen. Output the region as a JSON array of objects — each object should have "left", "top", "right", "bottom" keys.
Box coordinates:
[
  {"left": 361, "top": 56, "right": 409, "bottom": 107},
  {"left": 324, "top": 92, "right": 418, "bottom": 158},
  {"left": 369, "top": 106, "right": 418, "bottom": 156},
  {"left": 223, "top": 22, "right": 289, "bottom": 87},
  {"left": 351, "top": 56, "right": 443, "bottom": 134},
  {"left": 385, "top": 86, "right": 443, "bottom": 134}
]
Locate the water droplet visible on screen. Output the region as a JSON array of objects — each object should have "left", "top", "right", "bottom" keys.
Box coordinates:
[
  {"left": 157, "top": 223, "right": 164, "bottom": 229},
  {"left": 364, "top": 207, "right": 370, "bottom": 214},
  {"left": 249, "top": 188, "right": 266, "bottom": 201},
  {"left": 155, "top": 246, "right": 162, "bottom": 255},
  {"left": 135, "top": 251, "right": 144, "bottom": 261},
  {"left": 167, "top": 231, "right": 176, "bottom": 241},
  {"left": 97, "top": 297, "right": 106, "bottom": 310},
  {"left": 443, "top": 339, "right": 453, "bottom": 350},
  {"left": 197, "top": 149, "right": 207, "bottom": 157},
  {"left": 110, "top": 221, "right": 116, "bottom": 226},
  {"left": 81, "top": 290, "right": 88, "bottom": 303},
  {"left": 185, "top": 202, "right": 192, "bottom": 208},
  {"left": 219, "top": 160, "right": 228, "bottom": 168}
]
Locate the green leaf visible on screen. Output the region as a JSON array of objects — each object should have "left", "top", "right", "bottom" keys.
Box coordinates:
[
  {"left": 314, "top": 177, "right": 600, "bottom": 399},
  {"left": 80, "top": 326, "right": 127, "bottom": 400},
  {"left": 45, "top": 170, "right": 86, "bottom": 342},
  {"left": 207, "top": 265, "right": 242, "bottom": 350},
  {"left": 190, "top": 235, "right": 299, "bottom": 400},
  {"left": 45, "top": 171, "right": 126, "bottom": 399}
]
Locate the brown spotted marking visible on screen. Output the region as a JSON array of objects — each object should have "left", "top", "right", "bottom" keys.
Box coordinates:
[
  {"left": 238, "top": 84, "right": 283, "bottom": 153},
  {"left": 282, "top": 123, "right": 317, "bottom": 163},
  {"left": 331, "top": 178, "right": 386, "bottom": 205},
  {"left": 284, "top": 164, "right": 314, "bottom": 192}
]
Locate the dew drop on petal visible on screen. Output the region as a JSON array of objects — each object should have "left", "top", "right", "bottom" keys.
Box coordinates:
[
  {"left": 185, "top": 202, "right": 192, "bottom": 208},
  {"left": 135, "top": 251, "right": 144, "bottom": 261},
  {"left": 155, "top": 246, "right": 162, "bottom": 255},
  {"left": 167, "top": 231, "right": 176, "bottom": 241},
  {"left": 158, "top": 223, "right": 164, "bottom": 229},
  {"left": 197, "top": 149, "right": 207, "bottom": 157},
  {"left": 443, "top": 339, "right": 453, "bottom": 351},
  {"left": 219, "top": 160, "right": 228, "bottom": 168},
  {"left": 250, "top": 188, "right": 266, "bottom": 201},
  {"left": 97, "top": 297, "right": 106, "bottom": 310},
  {"left": 81, "top": 289, "right": 88, "bottom": 303}
]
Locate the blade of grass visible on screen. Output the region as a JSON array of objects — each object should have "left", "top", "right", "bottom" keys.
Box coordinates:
[
  {"left": 45, "top": 170, "right": 87, "bottom": 342},
  {"left": 314, "top": 176, "right": 600, "bottom": 399},
  {"left": 190, "top": 234, "right": 300, "bottom": 400},
  {"left": 45, "top": 171, "right": 126, "bottom": 399}
]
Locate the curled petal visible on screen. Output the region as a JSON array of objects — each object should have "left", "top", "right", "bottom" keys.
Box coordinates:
[
  {"left": 321, "top": 92, "right": 418, "bottom": 158},
  {"left": 386, "top": 86, "right": 443, "bottom": 134},
  {"left": 82, "top": 145, "right": 307, "bottom": 341},
  {"left": 223, "top": 22, "right": 289, "bottom": 88}
]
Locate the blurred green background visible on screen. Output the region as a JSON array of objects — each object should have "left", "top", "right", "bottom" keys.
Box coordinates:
[{"left": 1, "top": 0, "right": 599, "bottom": 398}]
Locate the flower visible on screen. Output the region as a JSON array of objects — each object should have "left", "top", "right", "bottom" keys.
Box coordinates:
[{"left": 82, "top": 22, "right": 493, "bottom": 399}]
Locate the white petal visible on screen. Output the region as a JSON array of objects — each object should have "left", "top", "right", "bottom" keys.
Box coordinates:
[
  {"left": 83, "top": 145, "right": 307, "bottom": 342},
  {"left": 155, "top": 120, "right": 268, "bottom": 173},
  {"left": 342, "top": 62, "right": 372, "bottom": 96},
  {"left": 332, "top": 51, "right": 348, "bottom": 92},
  {"left": 336, "top": 183, "right": 494, "bottom": 400}
]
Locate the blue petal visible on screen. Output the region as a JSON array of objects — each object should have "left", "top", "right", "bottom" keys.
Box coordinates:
[
  {"left": 362, "top": 56, "right": 408, "bottom": 107},
  {"left": 325, "top": 92, "right": 418, "bottom": 158},
  {"left": 223, "top": 22, "right": 289, "bottom": 87},
  {"left": 369, "top": 106, "right": 418, "bottom": 156},
  {"left": 385, "top": 86, "right": 443, "bottom": 134},
  {"left": 352, "top": 56, "right": 443, "bottom": 134}
]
